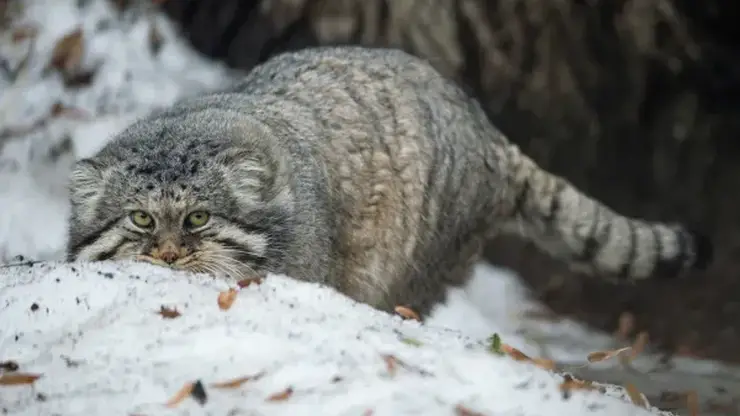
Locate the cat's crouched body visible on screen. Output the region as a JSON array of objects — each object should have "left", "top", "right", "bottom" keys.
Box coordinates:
[{"left": 66, "top": 46, "right": 712, "bottom": 317}]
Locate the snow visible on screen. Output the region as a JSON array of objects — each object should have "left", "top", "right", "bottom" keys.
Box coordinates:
[
  {"left": 0, "top": 261, "right": 667, "bottom": 415},
  {"left": 0, "top": 0, "right": 737, "bottom": 415}
]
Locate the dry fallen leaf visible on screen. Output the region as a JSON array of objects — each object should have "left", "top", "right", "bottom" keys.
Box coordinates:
[
  {"left": 49, "top": 28, "right": 84, "bottom": 73},
  {"left": 165, "top": 382, "right": 194, "bottom": 408},
  {"left": 454, "top": 404, "right": 485, "bottom": 416},
  {"left": 530, "top": 358, "right": 557, "bottom": 371},
  {"left": 501, "top": 344, "right": 530, "bottom": 361},
  {"left": 394, "top": 305, "right": 420, "bottom": 321},
  {"left": 236, "top": 277, "right": 264, "bottom": 288},
  {"left": 382, "top": 354, "right": 398, "bottom": 377},
  {"left": 217, "top": 288, "right": 238, "bottom": 310},
  {"left": 157, "top": 305, "right": 181, "bottom": 319},
  {"left": 497, "top": 343, "right": 555, "bottom": 370},
  {"left": 266, "top": 386, "right": 293, "bottom": 402},
  {"left": 559, "top": 376, "right": 597, "bottom": 398},
  {"left": 587, "top": 347, "right": 631, "bottom": 363},
  {"left": 624, "top": 383, "right": 648, "bottom": 408},
  {"left": 0, "top": 372, "right": 42, "bottom": 386},
  {"left": 210, "top": 372, "right": 265, "bottom": 389}
]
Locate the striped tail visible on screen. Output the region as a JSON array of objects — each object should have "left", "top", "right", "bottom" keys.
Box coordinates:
[{"left": 498, "top": 144, "right": 712, "bottom": 281}]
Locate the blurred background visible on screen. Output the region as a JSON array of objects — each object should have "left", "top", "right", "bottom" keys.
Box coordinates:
[{"left": 153, "top": 0, "right": 740, "bottom": 365}]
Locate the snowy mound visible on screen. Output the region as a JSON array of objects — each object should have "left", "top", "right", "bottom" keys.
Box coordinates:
[{"left": 0, "top": 261, "right": 665, "bottom": 415}]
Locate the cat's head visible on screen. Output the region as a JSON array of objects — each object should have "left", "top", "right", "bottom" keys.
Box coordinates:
[{"left": 66, "top": 109, "right": 292, "bottom": 280}]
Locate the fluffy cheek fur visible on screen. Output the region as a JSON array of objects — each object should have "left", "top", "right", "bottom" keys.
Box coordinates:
[
  {"left": 169, "top": 223, "right": 270, "bottom": 280},
  {"left": 74, "top": 221, "right": 271, "bottom": 281}
]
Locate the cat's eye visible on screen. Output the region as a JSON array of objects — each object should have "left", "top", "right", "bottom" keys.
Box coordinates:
[
  {"left": 130, "top": 210, "right": 154, "bottom": 228},
  {"left": 185, "top": 211, "right": 210, "bottom": 228}
]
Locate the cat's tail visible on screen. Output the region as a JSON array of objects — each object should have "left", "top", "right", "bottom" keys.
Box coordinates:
[{"left": 497, "top": 143, "right": 713, "bottom": 281}]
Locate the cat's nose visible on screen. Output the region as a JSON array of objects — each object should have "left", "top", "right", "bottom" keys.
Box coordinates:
[
  {"left": 151, "top": 239, "right": 183, "bottom": 264},
  {"left": 159, "top": 250, "right": 179, "bottom": 264}
]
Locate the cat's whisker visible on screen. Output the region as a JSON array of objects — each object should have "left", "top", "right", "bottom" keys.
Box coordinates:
[
  {"left": 185, "top": 251, "right": 251, "bottom": 280},
  {"left": 206, "top": 254, "right": 253, "bottom": 280}
]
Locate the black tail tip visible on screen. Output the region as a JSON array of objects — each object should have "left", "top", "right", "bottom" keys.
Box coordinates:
[{"left": 688, "top": 229, "right": 713, "bottom": 271}]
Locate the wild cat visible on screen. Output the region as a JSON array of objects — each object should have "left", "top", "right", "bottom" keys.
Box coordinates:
[{"left": 65, "top": 46, "right": 712, "bottom": 317}]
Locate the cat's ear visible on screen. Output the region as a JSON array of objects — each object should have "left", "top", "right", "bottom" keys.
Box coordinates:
[
  {"left": 68, "top": 159, "right": 110, "bottom": 220},
  {"left": 218, "top": 146, "right": 290, "bottom": 206},
  {"left": 222, "top": 118, "right": 292, "bottom": 206}
]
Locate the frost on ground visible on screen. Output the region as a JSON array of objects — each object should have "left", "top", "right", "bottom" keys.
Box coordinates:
[
  {"left": 0, "top": 1, "right": 738, "bottom": 415},
  {"left": 0, "top": 261, "right": 667, "bottom": 416}
]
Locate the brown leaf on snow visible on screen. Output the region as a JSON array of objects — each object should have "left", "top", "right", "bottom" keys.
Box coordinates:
[
  {"left": 210, "top": 372, "right": 265, "bottom": 389},
  {"left": 559, "top": 376, "right": 597, "bottom": 398},
  {"left": 164, "top": 380, "right": 207, "bottom": 407},
  {"left": 501, "top": 344, "right": 530, "bottom": 361},
  {"left": 586, "top": 347, "right": 631, "bottom": 363},
  {"left": 49, "top": 28, "right": 84, "bottom": 73},
  {"left": 165, "top": 382, "right": 194, "bottom": 408},
  {"left": 624, "top": 383, "right": 648, "bottom": 408},
  {"left": 217, "top": 288, "right": 238, "bottom": 310},
  {"left": 394, "top": 305, "right": 421, "bottom": 321},
  {"left": 266, "top": 386, "right": 294, "bottom": 402},
  {"left": 498, "top": 343, "right": 555, "bottom": 370},
  {"left": 455, "top": 404, "right": 486, "bottom": 416},
  {"left": 0, "top": 372, "right": 42, "bottom": 386},
  {"left": 236, "top": 277, "right": 264, "bottom": 288},
  {"left": 382, "top": 354, "right": 398, "bottom": 377},
  {"left": 157, "top": 305, "right": 181, "bottom": 319}
]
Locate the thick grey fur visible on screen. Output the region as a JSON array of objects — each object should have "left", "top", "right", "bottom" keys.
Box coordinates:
[{"left": 66, "top": 46, "right": 712, "bottom": 317}]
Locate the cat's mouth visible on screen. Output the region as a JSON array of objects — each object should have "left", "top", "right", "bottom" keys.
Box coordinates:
[
  {"left": 134, "top": 251, "right": 259, "bottom": 281},
  {"left": 135, "top": 254, "right": 194, "bottom": 269}
]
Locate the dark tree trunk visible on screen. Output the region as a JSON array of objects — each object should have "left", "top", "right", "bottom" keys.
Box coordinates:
[{"left": 156, "top": 0, "right": 740, "bottom": 364}]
